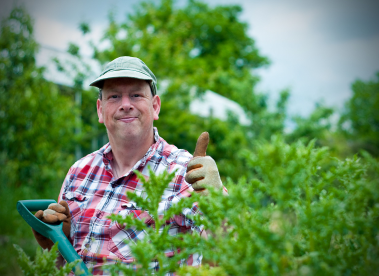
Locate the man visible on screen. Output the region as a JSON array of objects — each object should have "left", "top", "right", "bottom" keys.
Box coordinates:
[{"left": 32, "top": 56, "right": 225, "bottom": 274}]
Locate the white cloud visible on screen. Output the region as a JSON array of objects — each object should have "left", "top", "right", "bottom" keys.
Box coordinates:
[{"left": 34, "top": 17, "right": 80, "bottom": 51}]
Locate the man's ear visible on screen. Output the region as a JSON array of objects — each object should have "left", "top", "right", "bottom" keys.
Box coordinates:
[
  {"left": 97, "top": 99, "right": 104, "bottom": 124},
  {"left": 152, "top": 95, "right": 161, "bottom": 121}
]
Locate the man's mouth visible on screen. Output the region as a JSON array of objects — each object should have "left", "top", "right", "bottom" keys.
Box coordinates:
[{"left": 118, "top": 117, "right": 137, "bottom": 123}]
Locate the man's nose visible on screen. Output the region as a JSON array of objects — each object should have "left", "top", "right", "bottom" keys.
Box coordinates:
[{"left": 120, "top": 95, "right": 133, "bottom": 111}]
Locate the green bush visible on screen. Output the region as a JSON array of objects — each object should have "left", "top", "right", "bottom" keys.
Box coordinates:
[
  {"left": 15, "top": 137, "right": 379, "bottom": 275},
  {"left": 193, "top": 136, "right": 379, "bottom": 275},
  {"left": 14, "top": 243, "right": 79, "bottom": 276}
]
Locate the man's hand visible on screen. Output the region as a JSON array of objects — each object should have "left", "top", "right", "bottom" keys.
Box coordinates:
[
  {"left": 32, "top": 201, "right": 71, "bottom": 250},
  {"left": 185, "top": 132, "right": 223, "bottom": 195}
]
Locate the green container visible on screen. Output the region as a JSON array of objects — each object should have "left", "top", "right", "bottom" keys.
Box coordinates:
[{"left": 17, "top": 200, "right": 90, "bottom": 275}]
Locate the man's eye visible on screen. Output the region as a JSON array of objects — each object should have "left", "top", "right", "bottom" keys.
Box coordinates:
[
  {"left": 110, "top": 95, "right": 118, "bottom": 99},
  {"left": 133, "top": 94, "right": 141, "bottom": 98}
]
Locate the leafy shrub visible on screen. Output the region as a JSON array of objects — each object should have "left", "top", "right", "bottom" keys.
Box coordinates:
[
  {"left": 14, "top": 243, "right": 79, "bottom": 276},
  {"left": 192, "top": 136, "right": 379, "bottom": 275},
  {"left": 15, "top": 137, "right": 379, "bottom": 275}
]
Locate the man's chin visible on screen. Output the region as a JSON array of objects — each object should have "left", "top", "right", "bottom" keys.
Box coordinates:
[{"left": 118, "top": 130, "right": 141, "bottom": 141}]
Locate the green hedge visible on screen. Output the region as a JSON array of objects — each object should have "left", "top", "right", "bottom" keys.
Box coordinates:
[{"left": 15, "top": 137, "right": 379, "bottom": 275}]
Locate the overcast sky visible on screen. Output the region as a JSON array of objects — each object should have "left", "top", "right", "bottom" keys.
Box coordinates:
[{"left": 1, "top": 0, "right": 378, "bottom": 118}]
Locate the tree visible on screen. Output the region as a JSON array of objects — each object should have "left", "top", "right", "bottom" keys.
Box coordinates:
[
  {"left": 0, "top": 7, "right": 78, "bottom": 275},
  {"left": 339, "top": 72, "right": 379, "bottom": 156},
  {"left": 286, "top": 104, "right": 334, "bottom": 145},
  {"left": 85, "top": 0, "right": 288, "bottom": 180},
  {"left": 95, "top": 0, "right": 269, "bottom": 106}
]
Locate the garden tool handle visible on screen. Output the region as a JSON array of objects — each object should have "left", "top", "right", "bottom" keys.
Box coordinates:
[{"left": 17, "top": 200, "right": 90, "bottom": 276}]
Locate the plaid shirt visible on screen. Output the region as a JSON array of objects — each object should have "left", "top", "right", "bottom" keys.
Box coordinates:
[{"left": 58, "top": 128, "right": 203, "bottom": 275}]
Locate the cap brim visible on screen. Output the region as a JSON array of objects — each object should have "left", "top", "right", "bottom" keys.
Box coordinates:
[{"left": 89, "top": 70, "right": 153, "bottom": 88}]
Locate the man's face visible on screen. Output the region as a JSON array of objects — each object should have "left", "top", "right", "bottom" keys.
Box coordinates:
[{"left": 97, "top": 77, "right": 161, "bottom": 143}]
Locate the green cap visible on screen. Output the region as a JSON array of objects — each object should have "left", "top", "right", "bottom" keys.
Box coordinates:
[{"left": 89, "top": 56, "right": 157, "bottom": 95}]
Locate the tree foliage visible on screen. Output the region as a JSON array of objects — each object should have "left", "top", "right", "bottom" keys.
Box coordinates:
[
  {"left": 0, "top": 7, "right": 77, "bottom": 190},
  {"left": 287, "top": 104, "right": 334, "bottom": 145},
  {"left": 340, "top": 72, "right": 379, "bottom": 156},
  {"left": 0, "top": 7, "right": 78, "bottom": 275},
  {"left": 95, "top": 0, "right": 269, "bottom": 107}
]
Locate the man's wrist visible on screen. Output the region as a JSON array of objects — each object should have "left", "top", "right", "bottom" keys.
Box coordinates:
[{"left": 56, "top": 252, "right": 65, "bottom": 268}]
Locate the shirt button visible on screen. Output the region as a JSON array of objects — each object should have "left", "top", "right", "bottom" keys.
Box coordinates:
[{"left": 122, "top": 203, "right": 135, "bottom": 208}]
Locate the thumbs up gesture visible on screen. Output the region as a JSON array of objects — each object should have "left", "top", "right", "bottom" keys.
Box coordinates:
[{"left": 185, "top": 132, "right": 223, "bottom": 195}]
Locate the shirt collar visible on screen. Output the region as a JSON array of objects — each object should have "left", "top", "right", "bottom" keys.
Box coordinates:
[{"left": 102, "top": 127, "right": 162, "bottom": 172}]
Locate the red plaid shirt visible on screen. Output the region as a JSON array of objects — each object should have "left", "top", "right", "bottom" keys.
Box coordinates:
[{"left": 58, "top": 128, "right": 203, "bottom": 275}]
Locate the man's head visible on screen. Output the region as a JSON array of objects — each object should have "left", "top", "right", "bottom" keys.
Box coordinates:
[{"left": 91, "top": 57, "right": 161, "bottom": 144}]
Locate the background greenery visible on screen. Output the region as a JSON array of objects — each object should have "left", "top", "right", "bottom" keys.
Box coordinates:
[{"left": 1, "top": 0, "right": 378, "bottom": 275}]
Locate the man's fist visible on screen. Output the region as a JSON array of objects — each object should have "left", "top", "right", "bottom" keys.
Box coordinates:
[
  {"left": 32, "top": 200, "right": 71, "bottom": 250},
  {"left": 185, "top": 132, "right": 223, "bottom": 195}
]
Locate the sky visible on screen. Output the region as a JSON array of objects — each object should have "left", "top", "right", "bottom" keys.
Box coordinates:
[{"left": 1, "top": 0, "right": 378, "bottom": 118}]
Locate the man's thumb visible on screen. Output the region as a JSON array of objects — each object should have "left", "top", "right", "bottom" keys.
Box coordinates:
[{"left": 193, "top": 132, "right": 209, "bottom": 157}]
